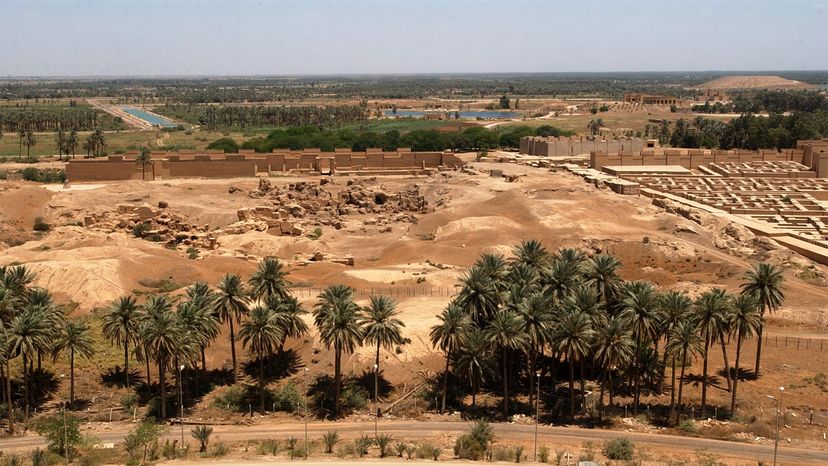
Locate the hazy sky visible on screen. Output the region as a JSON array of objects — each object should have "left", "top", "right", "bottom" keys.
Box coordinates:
[{"left": 1, "top": 0, "right": 826, "bottom": 76}]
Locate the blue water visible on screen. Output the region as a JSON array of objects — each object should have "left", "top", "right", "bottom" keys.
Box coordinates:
[
  {"left": 384, "top": 110, "right": 520, "bottom": 119},
  {"left": 122, "top": 107, "right": 178, "bottom": 127}
]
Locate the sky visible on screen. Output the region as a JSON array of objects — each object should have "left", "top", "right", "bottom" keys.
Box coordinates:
[{"left": 1, "top": 0, "right": 826, "bottom": 77}]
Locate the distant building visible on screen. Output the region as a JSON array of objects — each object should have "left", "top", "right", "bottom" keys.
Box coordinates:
[
  {"left": 623, "top": 93, "right": 679, "bottom": 106},
  {"left": 695, "top": 89, "right": 730, "bottom": 102}
]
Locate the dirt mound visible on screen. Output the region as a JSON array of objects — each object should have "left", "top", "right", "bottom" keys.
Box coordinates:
[
  {"left": 0, "top": 184, "right": 54, "bottom": 248},
  {"left": 700, "top": 75, "right": 812, "bottom": 90}
]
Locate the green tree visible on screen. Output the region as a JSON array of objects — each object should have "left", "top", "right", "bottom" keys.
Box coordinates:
[
  {"left": 139, "top": 295, "right": 181, "bottom": 419},
  {"left": 52, "top": 321, "right": 94, "bottom": 406},
  {"left": 34, "top": 413, "right": 82, "bottom": 460},
  {"left": 593, "top": 316, "right": 634, "bottom": 417},
  {"left": 213, "top": 274, "right": 249, "bottom": 381},
  {"left": 24, "top": 130, "right": 36, "bottom": 158},
  {"left": 457, "top": 266, "right": 500, "bottom": 324},
  {"left": 666, "top": 320, "right": 703, "bottom": 425},
  {"left": 8, "top": 306, "right": 54, "bottom": 421},
  {"left": 361, "top": 295, "right": 404, "bottom": 395},
  {"left": 271, "top": 295, "right": 308, "bottom": 354},
  {"left": 455, "top": 326, "right": 494, "bottom": 408},
  {"left": 620, "top": 281, "right": 661, "bottom": 415},
  {"left": 313, "top": 284, "right": 363, "bottom": 417},
  {"left": 499, "top": 95, "right": 510, "bottom": 109},
  {"left": 249, "top": 257, "right": 291, "bottom": 302},
  {"left": 485, "top": 308, "right": 529, "bottom": 417},
  {"left": 693, "top": 288, "right": 731, "bottom": 417},
  {"left": 429, "top": 302, "right": 470, "bottom": 413},
  {"left": 658, "top": 291, "right": 692, "bottom": 395},
  {"left": 516, "top": 291, "right": 554, "bottom": 408},
  {"left": 136, "top": 147, "right": 153, "bottom": 181},
  {"left": 66, "top": 129, "right": 78, "bottom": 159},
  {"left": 740, "top": 263, "right": 785, "bottom": 377},
  {"left": 587, "top": 119, "right": 603, "bottom": 136},
  {"left": 728, "top": 294, "right": 762, "bottom": 415},
  {"left": 554, "top": 309, "right": 594, "bottom": 419},
  {"left": 583, "top": 255, "right": 622, "bottom": 305},
  {"left": 102, "top": 295, "right": 140, "bottom": 389},
  {"left": 239, "top": 304, "right": 284, "bottom": 413}
]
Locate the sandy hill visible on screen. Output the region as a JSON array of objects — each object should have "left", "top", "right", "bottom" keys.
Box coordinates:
[{"left": 700, "top": 75, "right": 813, "bottom": 90}]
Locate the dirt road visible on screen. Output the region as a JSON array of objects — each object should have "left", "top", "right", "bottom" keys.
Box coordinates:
[{"left": 1, "top": 420, "right": 826, "bottom": 464}]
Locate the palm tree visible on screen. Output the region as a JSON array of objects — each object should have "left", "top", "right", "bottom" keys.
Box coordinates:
[
  {"left": 239, "top": 305, "right": 284, "bottom": 413},
  {"left": 271, "top": 295, "right": 308, "bottom": 353},
  {"left": 553, "top": 310, "right": 594, "bottom": 419},
  {"left": 18, "top": 128, "right": 26, "bottom": 158},
  {"left": 583, "top": 254, "right": 622, "bottom": 305},
  {"left": 455, "top": 326, "right": 494, "bottom": 408},
  {"left": 512, "top": 239, "right": 549, "bottom": 271},
  {"left": 485, "top": 309, "right": 528, "bottom": 417},
  {"left": 693, "top": 288, "right": 730, "bottom": 417},
  {"left": 213, "top": 274, "right": 249, "bottom": 380},
  {"left": 313, "top": 285, "right": 363, "bottom": 417},
  {"left": 7, "top": 307, "right": 53, "bottom": 421},
  {"left": 516, "top": 292, "right": 554, "bottom": 409},
  {"left": 741, "top": 263, "right": 785, "bottom": 377},
  {"left": 457, "top": 266, "right": 500, "bottom": 324},
  {"left": 728, "top": 294, "right": 762, "bottom": 415},
  {"left": 140, "top": 295, "right": 181, "bottom": 419},
  {"left": 666, "top": 320, "right": 703, "bottom": 425},
  {"left": 24, "top": 130, "right": 36, "bottom": 158},
  {"left": 52, "top": 321, "right": 94, "bottom": 406},
  {"left": 249, "top": 257, "right": 291, "bottom": 302},
  {"left": 361, "top": 295, "right": 404, "bottom": 402},
  {"left": 657, "top": 291, "right": 692, "bottom": 394},
  {"left": 66, "top": 129, "right": 78, "bottom": 159},
  {"left": 0, "top": 325, "right": 14, "bottom": 434},
  {"left": 475, "top": 253, "right": 509, "bottom": 291},
  {"left": 587, "top": 119, "right": 604, "bottom": 136},
  {"left": 135, "top": 147, "right": 153, "bottom": 181},
  {"left": 593, "top": 316, "right": 634, "bottom": 418},
  {"left": 184, "top": 282, "right": 219, "bottom": 371},
  {"left": 429, "top": 302, "right": 469, "bottom": 414},
  {"left": 620, "top": 281, "right": 661, "bottom": 415},
  {"left": 542, "top": 258, "right": 581, "bottom": 301},
  {"left": 101, "top": 295, "right": 140, "bottom": 388}
]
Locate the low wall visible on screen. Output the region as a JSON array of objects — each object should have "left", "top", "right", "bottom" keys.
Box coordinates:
[
  {"left": 66, "top": 149, "right": 464, "bottom": 181},
  {"left": 590, "top": 148, "right": 808, "bottom": 172}
]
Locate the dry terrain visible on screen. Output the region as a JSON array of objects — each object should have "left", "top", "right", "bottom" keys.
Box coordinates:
[
  {"left": 0, "top": 159, "right": 827, "bottom": 463},
  {"left": 699, "top": 75, "right": 814, "bottom": 90}
]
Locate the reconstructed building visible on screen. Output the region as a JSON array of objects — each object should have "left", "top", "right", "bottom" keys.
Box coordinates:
[
  {"left": 65, "top": 148, "right": 464, "bottom": 182},
  {"left": 520, "top": 136, "right": 645, "bottom": 157},
  {"left": 622, "top": 93, "right": 679, "bottom": 106}
]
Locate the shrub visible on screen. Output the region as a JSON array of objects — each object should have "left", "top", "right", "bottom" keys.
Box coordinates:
[
  {"left": 120, "top": 393, "right": 139, "bottom": 412},
  {"left": 376, "top": 434, "right": 393, "bottom": 458},
  {"left": 34, "top": 414, "right": 83, "bottom": 459},
  {"left": 33, "top": 217, "right": 51, "bottom": 232},
  {"left": 678, "top": 419, "right": 698, "bottom": 433},
  {"left": 272, "top": 382, "right": 305, "bottom": 413},
  {"left": 417, "top": 443, "right": 441, "bottom": 460},
  {"left": 578, "top": 441, "right": 596, "bottom": 462},
  {"left": 191, "top": 425, "right": 213, "bottom": 453},
  {"left": 308, "top": 227, "right": 323, "bottom": 240},
  {"left": 538, "top": 446, "right": 550, "bottom": 463},
  {"left": 355, "top": 435, "right": 372, "bottom": 457},
  {"left": 287, "top": 436, "right": 298, "bottom": 452},
  {"left": 124, "top": 419, "right": 167, "bottom": 464},
  {"left": 132, "top": 222, "right": 149, "bottom": 238},
  {"left": 1, "top": 455, "right": 21, "bottom": 466},
  {"left": 256, "top": 439, "right": 280, "bottom": 456},
  {"left": 395, "top": 441, "right": 407, "bottom": 457},
  {"left": 323, "top": 430, "right": 339, "bottom": 453},
  {"left": 211, "top": 442, "right": 229, "bottom": 458},
  {"left": 20, "top": 167, "right": 66, "bottom": 183},
  {"left": 161, "top": 440, "right": 184, "bottom": 460},
  {"left": 30, "top": 449, "right": 49, "bottom": 466},
  {"left": 602, "top": 438, "right": 634, "bottom": 460},
  {"left": 186, "top": 246, "right": 199, "bottom": 259},
  {"left": 0, "top": 171, "right": 7, "bottom": 180},
  {"left": 454, "top": 419, "right": 494, "bottom": 460},
  {"left": 404, "top": 444, "right": 416, "bottom": 459},
  {"left": 514, "top": 445, "right": 525, "bottom": 463}
]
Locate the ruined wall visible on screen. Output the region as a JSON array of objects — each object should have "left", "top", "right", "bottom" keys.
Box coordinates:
[
  {"left": 66, "top": 149, "right": 463, "bottom": 181},
  {"left": 520, "top": 136, "right": 645, "bottom": 157},
  {"left": 590, "top": 148, "right": 808, "bottom": 171}
]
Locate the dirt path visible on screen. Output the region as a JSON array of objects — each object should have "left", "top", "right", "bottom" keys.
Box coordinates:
[{"left": 1, "top": 420, "right": 826, "bottom": 464}]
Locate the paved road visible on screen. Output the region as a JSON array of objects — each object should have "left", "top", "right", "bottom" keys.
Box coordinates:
[{"left": 1, "top": 420, "right": 827, "bottom": 464}]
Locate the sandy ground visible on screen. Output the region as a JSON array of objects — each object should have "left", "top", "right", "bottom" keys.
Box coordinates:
[{"left": 1, "top": 162, "right": 827, "bottom": 456}]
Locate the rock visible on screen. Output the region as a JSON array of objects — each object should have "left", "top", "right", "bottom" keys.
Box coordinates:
[
  {"left": 135, "top": 205, "right": 158, "bottom": 221},
  {"left": 258, "top": 177, "right": 272, "bottom": 193},
  {"left": 117, "top": 203, "right": 136, "bottom": 213},
  {"left": 158, "top": 201, "right": 169, "bottom": 209},
  {"left": 228, "top": 186, "right": 242, "bottom": 194},
  {"left": 290, "top": 225, "right": 304, "bottom": 236}
]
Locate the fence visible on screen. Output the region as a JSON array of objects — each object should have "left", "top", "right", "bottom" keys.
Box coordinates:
[
  {"left": 291, "top": 286, "right": 459, "bottom": 299},
  {"left": 762, "top": 334, "right": 827, "bottom": 353}
]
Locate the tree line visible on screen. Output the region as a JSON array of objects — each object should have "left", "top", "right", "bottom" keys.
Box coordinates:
[
  {"left": 429, "top": 241, "right": 784, "bottom": 424},
  {"left": 0, "top": 108, "right": 123, "bottom": 133},
  {"left": 208, "top": 124, "right": 571, "bottom": 154},
  {"left": 154, "top": 104, "right": 367, "bottom": 130},
  {"left": 693, "top": 90, "right": 828, "bottom": 114},
  {"left": 645, "top": 111, "right": 828, "bottom": 150}
]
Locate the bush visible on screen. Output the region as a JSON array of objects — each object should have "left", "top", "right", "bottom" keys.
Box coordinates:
[
  {"left": 405, "top": 444, "right": 416, "bottom": 459},
  {"left": 211, "top": 442, "right": 229, "bottom": 458},
  {"left": 308, "top": 227, "right": 323, "bottom": 240},
  {"left": 20, "top": 167, "right": 66, "bottom": 183},
  {"left": 395, "top": 441, "right": 407, "bottom": 457},
  {"left": 30, "top": 448, "right": 50, "bottom": 466},
  {"left": 538, "top": 446, "right": 550, "bottom": 463},
  {"left": 34, "top": 414, "right": 83, "bottom": 460},
  {"left": 256, "top": 439, "right": 280, "bottom": 456},
  {"left": 355, "top": 435, "right": 372, "bottom": 457},
  {"left": 417, "top": 442, "right": 441, "bottom": 460},
  {"left": 1, "top": 455, "right": 21, "bottom": 466},
  {"left": 132, "top": 222, "right": 149, "bottom": 238},
  {"left": 33, "top": 217, "right": 51, "bottom": 232},
  {"left": 678, "top": 419, "right": 698, "bottom": 433},
  {"left": 493, "top": 446, "right": 512, "bottom": 462},
  {"left": 454, "top": 419, "right": 494, "bottom": 460},
  {"left": 602, "top": 438, "right": 634, "bottom": 460},
  {"left": 120, "top": 393, "right": 139, "bottom": 412},
  {"left": 124, "top": 419, "right": 167, "bottom": 464},
  {"left": 376, "top": 434, "right": 393, "bottom": 458},
  {"left": 186, "top": 246, "right": 199, "bottom": 259},
  {"left": 206, "top": 137, "right": 239, "bottom": 153},
  {"left": 323, "top": 430, "right": 339, "bottom": 454},
  {"left": 578, "top": 441, "right": 596, "bottom": 462},
  {"left": 191, "top": 425, "right": 213, "bottom": 453}
]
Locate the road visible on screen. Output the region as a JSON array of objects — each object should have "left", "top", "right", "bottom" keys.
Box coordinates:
[{"left": 1, "top": 420, "right": 826, "bottom": 464}]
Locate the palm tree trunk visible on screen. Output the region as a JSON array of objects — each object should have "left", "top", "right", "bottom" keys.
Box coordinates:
[
  {"left": 440, "top": 349, "right": 450, "bottom": 414},
  {"left": 527, "top": 345, "right": 535, "bottom": 411},
  {"left": 124, "top": 342, "right": 130, "bottom": 390},
  {"left": 720, "top": 333, "right": 732, "bottom": 392},
  {"left": 259, "top": 353, "right": 265, "bottom": 414},
  {"left": 229, "top": 319, "right": 237, "bottom": 381},
  {"left": 633, "top": 335, "right": 641, "bottom": 416},
  {"left": 669, "top": 355, "right": 677, "bottom": 424},
  {"left": 6, "top": 360, "right": 14, "bottom": 435},
  {"left": 599, "top": 370, "right": 607, "bottom": 420},
  {"left": 754, "top": 306, "right": 765, "bottom": 377},
  {"left": 608, "top": 370, "right": 614, "bottom": 407},
  {"left": 23, "top": 353, "right": 29, "bottom": 422},
  {"left": 676, "top": 348, "right": 688, "bottom": 425},
  {"left": 502, "top": 346, "right": 509, "bottom": 417},
  {"left": 70, "top": 348, "right": 75, "bottom": 406},
  {"left": 568, "top": 358, "right": 575, "bottom": 420},
  {"left": 730, "top": 330, "right": 743, "bottom": 416},
  {"left": 701, "top": 331, "right": 710, "bottom": 418},
  {"left": 579, "top": 361, "right": 586, "bottom": 416},
  {"left": 658, "top": 336, "right": 671, "bottom": 394},
  {"left": 145, "top": 350, "right": 152, "bottom": 387},
  {"left": 201, "top": 347, "right": 207, "bottom": 372},
  {"left": 334, "top": 342, "right": 341, "bottom": 418},
  {"left": 159, "top": 358, "right": 167, "bottom": 419}
]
